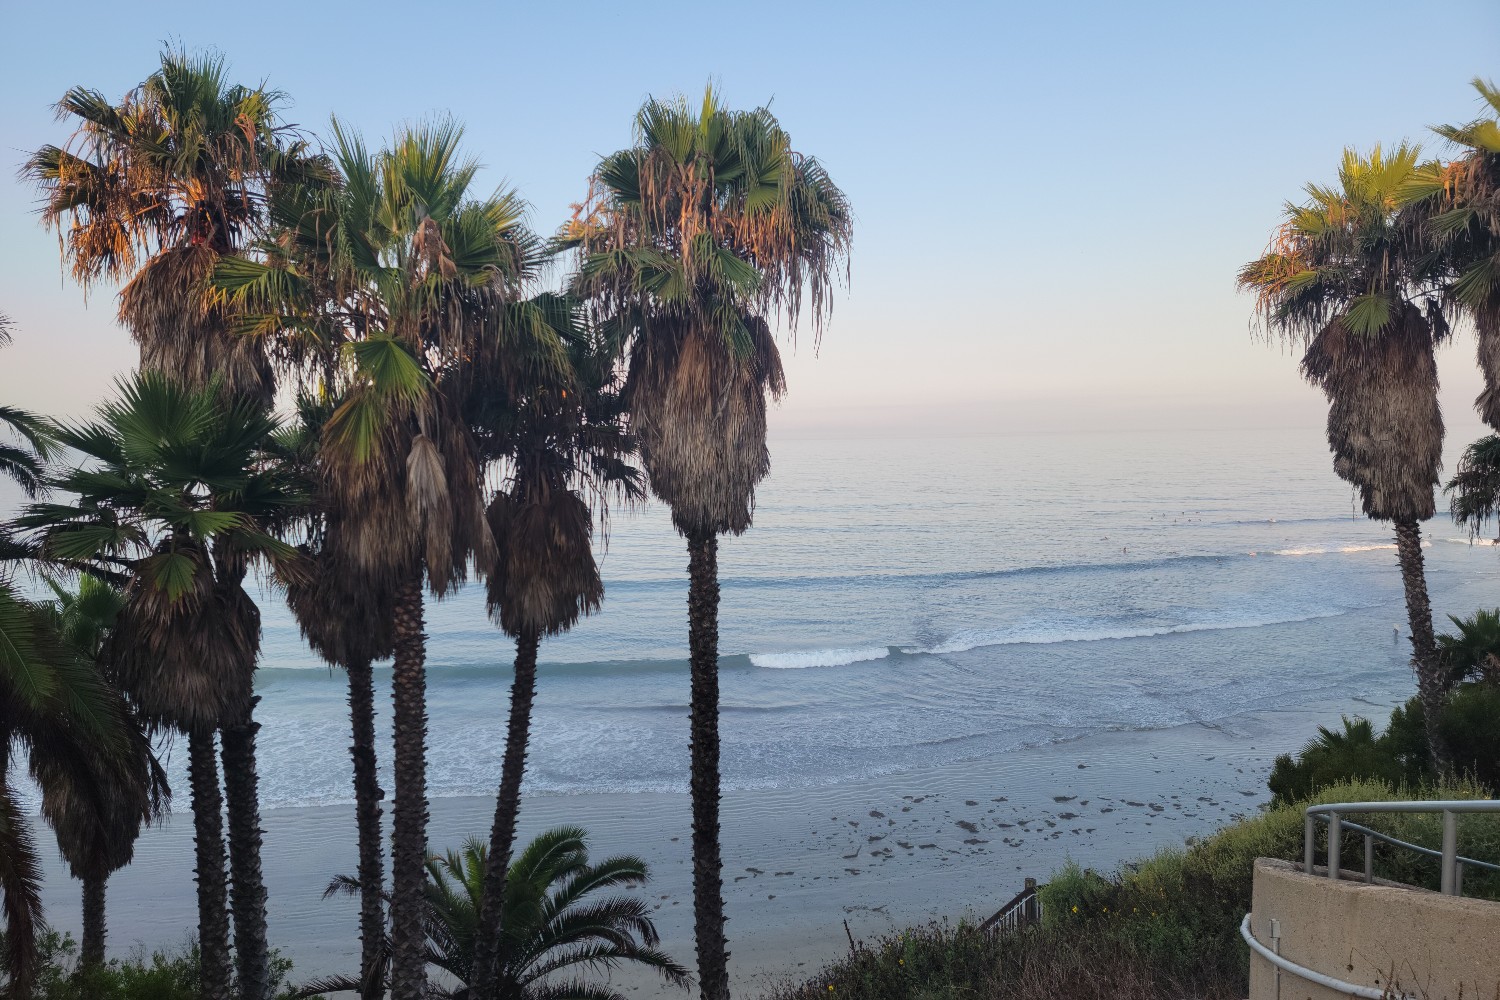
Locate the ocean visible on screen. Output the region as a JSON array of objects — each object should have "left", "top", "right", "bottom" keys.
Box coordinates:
[{"left": 227, "top": 425, "right": 1500, "bottom": 809}]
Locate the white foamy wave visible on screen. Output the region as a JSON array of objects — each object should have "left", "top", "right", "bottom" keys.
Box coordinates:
[
  {"left": 910, "top": 609, "right": 1354, "bottom": 656},
  {"left": 749, "top": 646, "right": 891, "bottom": 669},
  {"left": 1444, "top": 537, "right": 1500, "bottom": 546},
  {"left": 1267, "top": 542, "right": 1419, "bottom": 557}
]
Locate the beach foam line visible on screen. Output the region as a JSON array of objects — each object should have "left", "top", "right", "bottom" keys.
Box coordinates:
[
  {"left": 907, "top": 608, "right": 1360, "bottom": 656},
  {"left": 749, "top": 646, "right": 891, "bottom": 669},
  {"left": 1268, "top": 542, "right": 1424, "bottom": 556}
]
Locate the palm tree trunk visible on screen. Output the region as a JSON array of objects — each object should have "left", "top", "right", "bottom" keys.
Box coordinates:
[
  {"left": 389, "top": 569, "right": 429, "bottom": 1000},
  {"left": 80, "top": 871, "right": 106, "bottom": 968},
  {"left": 188, "top": 727, "right": 233, "bottom": 1000},
  {"left": 346, "top": 655, "right": 386, "bottom": 1000},
  {"left": 687, "top": 532, "right": 730, "bottom": 1000},
  {"left": 468, "top": 627, "right": 541, "bottom": 1000},
  {"left": 1393, "top": 518, "right": 1452, "bottom": 772},
  {"left": 221, "top": 695, "right": 271, "bottom": 1000}
]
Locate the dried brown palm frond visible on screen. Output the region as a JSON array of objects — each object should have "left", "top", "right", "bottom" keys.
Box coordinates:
[
  {"left": 484, "top": 489, "right": 602, "bottom": 638},
  {"left": 281, "top": 531, "right": 396, "bottom": 670},
  {"left": 1301, "top": 303, "right": 1444, "bottom": 522},
  {"left": 119, "top": 244, "right": 274, "bottom": 402},
  {"left": 108, "top": 540, "right": 258, "bottom": 732},
  {"left": 627, "top": 314, "right": 783, "bottom": 537}
]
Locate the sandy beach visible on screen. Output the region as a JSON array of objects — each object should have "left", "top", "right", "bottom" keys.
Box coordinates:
[{"left": 33, "top": 703, "right": 1342, "bottom": 995}]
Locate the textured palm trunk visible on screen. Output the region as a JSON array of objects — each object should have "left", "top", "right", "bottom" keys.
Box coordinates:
[
  {"left": 389, "top": 570, "right": 429, "bottom": 1000},
  {"left": 346, "top": 655, "right": 386, "bottom": 1000},
  {"left": 188, "top": 727, "right": 233, "bottom": 1000},
  {"left": 468, "top": 628, "right": 541, "bottom": 1000},
  {"left": 687, "top": 532, "right": 730, "bottom": 1000},
  {"left": 221, "top": 695, "right": 271, "bottom": 1000},
  {"left": 80, "top": 872, "right": 106, "bottom": 968},
  {"left": 1393, "top": 518, "right": 1452, "bottom": 772}
]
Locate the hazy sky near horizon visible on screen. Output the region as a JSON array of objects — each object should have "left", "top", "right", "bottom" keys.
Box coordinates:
[{"left": 1, "top": 0, "right": 1498, "bottom": 439}]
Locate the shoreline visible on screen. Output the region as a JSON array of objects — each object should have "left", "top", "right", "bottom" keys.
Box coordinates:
[{"left": 36, "top": 704, "right": 1346, "bottom": 994}]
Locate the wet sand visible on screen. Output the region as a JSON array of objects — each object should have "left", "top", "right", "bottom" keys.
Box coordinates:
[{"left": 35, "top": 706, "right": 1327, "bottom": 995}]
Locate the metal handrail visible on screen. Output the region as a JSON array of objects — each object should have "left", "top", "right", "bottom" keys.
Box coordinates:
[
  {"left": 980, "top": 877, "right": 1042, "bottom": 934},
  {"left": 1304, "top": 799, "right": 1500, "bottom": 896},
  {"left": 1240, "top": 914, "right": 1410, "bottom": 999}
]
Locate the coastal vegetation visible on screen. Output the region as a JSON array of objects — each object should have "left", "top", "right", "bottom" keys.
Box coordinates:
[
  {"left": 764, "top": 778, "right": 1500, "bottom": 1000},
  {"left": 4, "top": 44, "right": 1500, "bottom": 1000}
]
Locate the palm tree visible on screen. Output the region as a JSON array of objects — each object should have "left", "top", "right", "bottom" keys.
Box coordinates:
[
  {"left": 276, "top": 395, "right": 396, "bottom": 1000},
  {"left": 1240, "top": 144, "right": 1453, "bottom": 769},
  {"left": 32, "top": 574, "right": 169, "bottom": 969},
  {"left": 568, "top": 88, "right": 851, "bottom": 999},
  {"left": 18, "top": 373, "right": 303, "bottom": 1000},
  {"left": 0, "top": 575, "right": 141, "bottom": 997},
  {"left": 0, "top": 380, "right": 142, "bottom": 994},
  {"left": 26, "top": 52, "right": 314, "bottom": 999},
  {"left": 1403, "top": 78, "right": 1500, "bottom": 427},
  {"left": 464, "top": 300, "right": 642, "bottom": 1000},
  {"left": 1435, "top": 607, "right": 1500, "bottom": 685},
  {"left": 310, "top": 826, "right": 690, "bottom": 1000},
  {"left": 215, "top": 120, "right": 550, "bottom": 1000},
  {"left": 24, "top": 48, "right": 301, "bottom": 403}
]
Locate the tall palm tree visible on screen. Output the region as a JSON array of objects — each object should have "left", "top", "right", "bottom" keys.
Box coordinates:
[
  {"left": 275, "top": 395, "right": 396, "bottom": 1000},
  {"left": 1, "top": 363, "right": 141, "bottom": 994},
  {"left": 1240, "top": 144, "right": 1453, "bottom": 769},
  {"left": 32, "top": 574, "right": 168, "bottom": 969},
  {"left": 24, "top": 48, "right": 300, "bottom": 403},
  {"left": 311, "top": 826, "right": 690, "bottom": 1000},
  {"left": 26, "top": 52, "right": 314, "bottom": 999},
  {"left": 18, "top": 373, "right": 304, "bottom": 1000},
  {"left": 464, "top": 299, "right": 642, "bottom": 1000},
  {"left": 568, "top": 88, "right": 851, "bottom": 999},
  {"left": 1403, "top": 78, "right": 1500, "bottom": 427},
  {"left": 215, "top": 120, "right": 553, "bottom": 1000}
]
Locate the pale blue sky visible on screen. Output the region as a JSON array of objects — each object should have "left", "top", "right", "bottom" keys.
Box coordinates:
[{"left": 2, "top": 0, "right": 1497, "bottom": 438}]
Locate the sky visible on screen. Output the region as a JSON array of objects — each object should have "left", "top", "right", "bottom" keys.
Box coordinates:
[{"left": 1, "top": 0, "right": 1498, "bottom": 440}]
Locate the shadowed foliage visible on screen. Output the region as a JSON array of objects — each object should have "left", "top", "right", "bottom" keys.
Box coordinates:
[
  {"left": 0, "top": 315, "right": 56, "bottom": 501},
  {"left": 1240, "top": 144, "right": 1453, "bottom": 770}
]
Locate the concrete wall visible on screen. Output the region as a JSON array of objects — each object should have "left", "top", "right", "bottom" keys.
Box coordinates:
[{"left": 1248, "top": 858, "right": 1500, "bottom": 1000}]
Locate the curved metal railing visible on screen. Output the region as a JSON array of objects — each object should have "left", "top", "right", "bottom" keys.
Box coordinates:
[
  {"left": 1303, "top": 799, "right": 1500, "bottom": 896},
  {"left": 1239, "top": 914, "right": 1404, "bottom": 999}
]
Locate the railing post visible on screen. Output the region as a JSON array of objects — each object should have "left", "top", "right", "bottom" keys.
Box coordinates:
[
  {"left": 1327, "top": 811, "right": 1341, "bottom": 880},
  {"left": 1364, "top": 833, "right": 1374, "bottom": 883},
  {"left": 1023, "top": 877, "right": 1038, "bottom": 924},
  {"left": 1304, "top": 813, "right": 1316, "bottom": 875},
  {"left": 1440, "top": 809, "right": 1458, "bottom": 895}
]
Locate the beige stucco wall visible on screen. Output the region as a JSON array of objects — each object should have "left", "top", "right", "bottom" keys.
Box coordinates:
[{"left": 1248, "top": 858, "right": 1500, "bottom": 1000}]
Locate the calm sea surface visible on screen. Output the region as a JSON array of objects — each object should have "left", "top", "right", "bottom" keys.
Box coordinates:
[{"left": 161, "top": 427, "right": 1500, "bottom": 805}]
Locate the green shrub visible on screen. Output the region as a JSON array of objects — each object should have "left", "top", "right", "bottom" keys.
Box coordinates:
[
  {"left": 26, "top": 931, "right": 296, "bottom": 1000},
  {"left": 1038, "top": 777, "right": 1500, "bottom": 984},
  {"left": 1267, "top": 685, "right": 1500, "bottom": 804}
]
